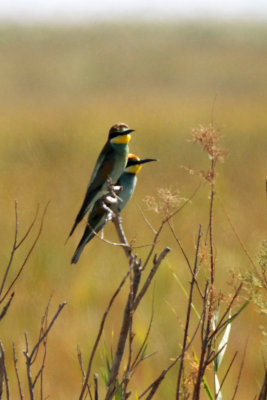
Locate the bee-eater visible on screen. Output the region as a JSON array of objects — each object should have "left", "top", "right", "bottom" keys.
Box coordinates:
[
  {"left": 68, "top": 123, "right": 134, "bottom": 238},
  {"left": 71, "top": 154, "right": 157, "bottom": 264}
]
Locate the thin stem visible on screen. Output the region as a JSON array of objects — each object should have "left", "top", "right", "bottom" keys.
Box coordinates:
[
  {"left": 217, "top": 196, "right": 266, "bottom": 287},
  {"left": 168, "top": 219, "right": 203, "bottom": 298},
  {"left": 209, "top": 158, "right": 215, "bottom": 286},
  {"left": 232, "top": 337, "right": 248, "bottom": 400},
  {"left": 176, "top": 225, "right": 202, "bottom": 399},
  {"left": 16, "top": 204, "right": 40, "bottom": 249}
]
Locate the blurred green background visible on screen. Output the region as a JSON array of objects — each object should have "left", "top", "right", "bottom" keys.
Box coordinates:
[{"left": 0, "top": 22, "right": 266, "bottom": 398}]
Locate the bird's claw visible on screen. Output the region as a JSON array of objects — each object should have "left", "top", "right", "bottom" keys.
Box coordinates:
[{"left": 102, "top": 203, "right": 115, "bottom": 222}]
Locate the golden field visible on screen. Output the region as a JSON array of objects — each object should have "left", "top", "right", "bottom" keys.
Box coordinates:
[{"left": 0, "top": 22, "right": 266, "bottom": 399}]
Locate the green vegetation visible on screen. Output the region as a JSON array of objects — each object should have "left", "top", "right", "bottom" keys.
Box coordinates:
[{"left": 0, "top": 22, "right": 266, "bottom": 399}]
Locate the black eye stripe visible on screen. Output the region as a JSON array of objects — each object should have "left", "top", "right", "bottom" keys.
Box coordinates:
[
  {"left": 126, "top": 160, "right": 139, "bottom": 167},
  {"left": 109, "top": 131, "right": 123, "bottom": 139}
]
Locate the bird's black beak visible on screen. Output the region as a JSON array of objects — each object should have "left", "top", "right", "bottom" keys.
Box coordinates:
[
  {"left": 138, "top": 158, "right": 158, "bottom": 165},
  {"left": 122, "top": 129, "right": 135, "bottom": 135}
]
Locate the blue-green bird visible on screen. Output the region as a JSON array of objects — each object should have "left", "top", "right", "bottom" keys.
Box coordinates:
[
  {"left": 68, "top": 123, "right": 134, "bottom": 238},
  {"left": 71, "top": 154, "right": 157, "bottom": 264}
]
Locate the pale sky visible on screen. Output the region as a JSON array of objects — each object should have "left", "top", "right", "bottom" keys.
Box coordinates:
[{"left": 1, "top": 0, "right": 267, "bottom": 22}]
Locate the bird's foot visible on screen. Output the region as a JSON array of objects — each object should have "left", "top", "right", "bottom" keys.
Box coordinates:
[
  {"left": 105, "top": 195, "right": 118, "bottom": 204},
  {"left": 102, "top": 203, "right": 115, "bottom": 222}
]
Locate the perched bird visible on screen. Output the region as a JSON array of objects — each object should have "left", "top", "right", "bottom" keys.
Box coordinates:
[
  {"left": 71, "top": 154, "right": 157, "bottom": 264},
  {"left": 68, "top": 123, "right": 134, "bottom": 238}
]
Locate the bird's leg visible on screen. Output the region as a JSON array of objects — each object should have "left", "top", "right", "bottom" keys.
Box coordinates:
[
  {"left": 105, "top": 195, "right": 118, "bottom": 204},
  {"left": 106, "top": 177, "right": 123, "bottom": 203},
  {"left": 102, "top": 202, "right": 115, "bottom": 223}
]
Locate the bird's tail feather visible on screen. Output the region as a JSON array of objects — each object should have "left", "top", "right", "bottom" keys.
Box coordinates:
[
  {"left": 67, "top": 192, "right": 97, "bottom": 239},
  {"left": 68, "top": 221, "right": 78, "bottom": 239},
  {"left": 71, "top": 242, "right": 86, "bottom": 264},
  {"left": 70, "top": 229, "right": 98, "bottom": 264}
]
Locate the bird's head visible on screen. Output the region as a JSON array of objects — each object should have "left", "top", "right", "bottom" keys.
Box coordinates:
[
  {"left": 125, "top": 154, "right": 157, "bottom": 175},
  {"left": 109, "top": 123, "right": 135, "bottom": 145}
]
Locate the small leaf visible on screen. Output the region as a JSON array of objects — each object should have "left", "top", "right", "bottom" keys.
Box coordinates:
[
  {"left": 212, "top": 300, "right": 221, "bottom": 331},
  {"left": 228, "top": 298, "right": 251, "bottom": 324},
  {"left": 215, "top": 314, "right": 231, "bottom": 371},
  {"left": 101, "top": 368, "right": 108, "bottom": 386},
  {"left": 215, "top": 373, "right": 222, "bottom": 400},
  {"left": 203, "top": 376, "right": 214, "bottom": 400}
]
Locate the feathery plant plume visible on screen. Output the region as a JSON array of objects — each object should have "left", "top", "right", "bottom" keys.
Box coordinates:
[
  {"left": 257, "top": 240, "right": 267, "bottom": 278},
  {"left": 181, "top": 124, "right": 227, "bottom": 185},
  {"left": 144, "top": 188, "right": 184, "bottom": 219},
  {"left": 191, "top": 124, "right": 226, "bottom": 163},
  {"left": 236, "top": 240, "right": 267, "bottom": 318}
]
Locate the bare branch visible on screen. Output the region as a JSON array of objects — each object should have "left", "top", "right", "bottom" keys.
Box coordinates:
[
  {"left": 0, "top": 292, "right": 15, "bottom": 321},
  {"left": 24, "top": 302, "right": 67, "bottom": 400},
  {"left": 0, "top": 342, "right": 5, "bottom": 398},
  {"left": 16, "top": 204, "right": 40, "bottom": 249},
  {"left": 13, "top": 342, "right": 24, "bottom": 400},
  {"left": 0, "top": 202, "right": 50, "bottom": 304},
  {"left": 24, "top": 332, "right": 34, "bottom": 400},
  {"left": 29, "top": 302, "right": 67, "bottom": 361},
  {"left": 0, "top": 201, "right": 19, "bottom": 298},
  {"left": 105, "top": 260, "right": 141, "bottom": 400},
  {"left": 94, "top": 374, "right": 99, "bottom": 400},
  {"left": 142, "top": 221, "right": 165, "bottom": 271},
  {"left": 113, "top": 212, "right": 132, "bottom": 259},
  {"left": 77, "top": 348, "right": 93, "bottom": 400},
  {"left": 134, "top": 247, "right": 170, "bottom": 311},
  {"left": 79, "top": 270, "right": 130, "bottom": 400},
  {"left": 0, "top": 342, "right": 10, "bottom": 400}
]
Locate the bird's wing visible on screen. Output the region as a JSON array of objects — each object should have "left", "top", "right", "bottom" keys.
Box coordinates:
[
  {"left": 89, "top": 141, "right": 111, "bottom": 184},
  {"left": 71, "top": 201, "right": 108, "bottom": 264},
  {"left": 117, "top": 174, "right": 137, "bottom": 212},
  {"left": 68, "top": 144, "right": 116, "bottom": 237},
  {"left": 79, "top": 146, "right": 116, "bottom": 213}
]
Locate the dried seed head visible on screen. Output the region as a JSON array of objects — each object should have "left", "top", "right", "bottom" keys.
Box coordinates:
[{"left": 192, "top": 124, "right": 226, "bottom": 162}]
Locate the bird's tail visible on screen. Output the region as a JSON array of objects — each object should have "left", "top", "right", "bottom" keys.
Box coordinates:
[
  {"left": 67, "top": 194, "right": 95, "bottom": 241},
  {"left": 67, "top": 220, "right": 78, "bottom": 240},
  {"left": 71, "top": 242, "right": 86, "bottom": 264},
  {"left": 70, "top": 226, "right": 100, "bottom": 264}
]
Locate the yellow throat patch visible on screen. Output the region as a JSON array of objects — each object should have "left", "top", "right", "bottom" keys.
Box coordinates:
[
  {"left": 111, "top": 134, "right": 131, "bottom": 144},
  {"left": 126, "top": 164, "right": 142, "bottom": 174}
]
